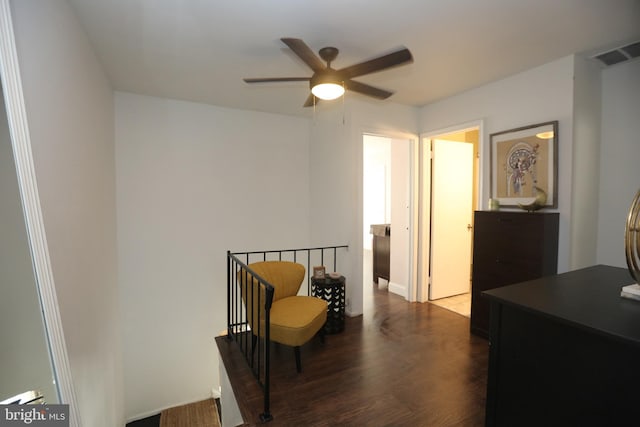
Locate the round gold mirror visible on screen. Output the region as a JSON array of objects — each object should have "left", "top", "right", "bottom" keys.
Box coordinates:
[{"left": 625, "top": 189, "right": 640, "bottom": 282}]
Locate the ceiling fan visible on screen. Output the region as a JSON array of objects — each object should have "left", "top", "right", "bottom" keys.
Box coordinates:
[{"left": 244, "top": 38, "right": 413, "bottom": 107}]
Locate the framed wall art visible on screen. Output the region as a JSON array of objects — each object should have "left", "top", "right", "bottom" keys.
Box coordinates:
[
  {"left": 490, "top": 121, "right": 558, "bottom": 209},
  {"left": 313, "top": 266, "right": 326, "bottom": 279}
]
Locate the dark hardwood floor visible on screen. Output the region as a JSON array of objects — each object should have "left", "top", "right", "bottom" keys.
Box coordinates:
[{"left": 216, "top": 284, "right": 489, "bottom": 426}]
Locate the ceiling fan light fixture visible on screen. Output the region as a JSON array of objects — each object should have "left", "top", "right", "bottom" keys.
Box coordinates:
[{"left": 311, "top": 82, "right": 345, "bottom": 100}]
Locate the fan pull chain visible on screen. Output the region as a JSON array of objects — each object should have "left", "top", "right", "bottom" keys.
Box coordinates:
[{"left": 342, "top": 82, "right": 346, "bottom": 125}]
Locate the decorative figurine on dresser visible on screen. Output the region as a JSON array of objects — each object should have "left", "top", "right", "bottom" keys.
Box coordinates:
[{"left": 469, "top": 210, "right": 559, "bottom": 337}]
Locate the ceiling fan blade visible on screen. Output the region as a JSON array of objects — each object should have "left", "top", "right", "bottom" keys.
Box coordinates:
[
  {"left": 338, "top": 48, "right": 413, "bottom": 79},
  {"left": 303, "top": 94, "right": 317, "bottom": 108},
  {"left": 244, "top": 77, "right": 310, "bottom": 83},
  {"left": 281, "top": 38, "right": 326, "bottom": 72},
  {"left": 345, "top": 80, "right": 393, "bottom": 99}
]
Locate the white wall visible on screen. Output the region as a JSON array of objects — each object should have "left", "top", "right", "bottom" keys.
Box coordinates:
[
  {"left": 362, "top": 135, "right": 390, "bottom": 250},
  {"left": 570, "top": 56, "right": 602, "bottom": 269},
  {"left": 10, "top": 0, "right": 122, "bottom": 425},
  {"left": 597, "top": 59, "right": 640, "bottom": 267},
  {"left": 0, "top": 86, "right": 57, "bottom": 403},
  {"left": 310, "top": 100, "right": 419, "bottom": 315},
  {"left": 419, "top": 56, "right": 576, "bottom": 273},
  {"left": 115, "top": 92, "right": 312, "bottom": 420}
]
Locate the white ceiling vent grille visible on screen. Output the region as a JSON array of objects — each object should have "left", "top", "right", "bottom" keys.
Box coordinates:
[{"left": 592, "top": 41, "right": 640, "bottom": 67}]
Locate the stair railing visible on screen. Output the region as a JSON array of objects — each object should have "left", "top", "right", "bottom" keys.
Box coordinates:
[{"left": 226, "top": 245, "right": 348, "bottom": 422}]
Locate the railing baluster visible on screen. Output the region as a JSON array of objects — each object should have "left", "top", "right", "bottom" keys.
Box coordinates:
[
  {"left": 307, "top": 251, "right": 311, "bottom": 294},
  {"left": 244, "top": 268, "right": 249, "bottom": 359},
  {"left": 254, "top": 275, "right": 259, "bottom": 370},
  {"left": 261, "top": 285, "right": 273, "bottom": 422},
  {"left": 235, "top": 262, "right": 239, "bottom": 338},
  {"left": 227, "top": 252, "right": 231, "bottom": 338}
]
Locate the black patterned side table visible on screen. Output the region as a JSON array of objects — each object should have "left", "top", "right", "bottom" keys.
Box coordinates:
[{"left": 311, "top": 275, "right": 345, "bottom": 334}]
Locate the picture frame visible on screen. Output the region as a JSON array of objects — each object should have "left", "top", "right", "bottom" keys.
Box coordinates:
[
  {"left": 313, "top": 266, "right": 326, "bottom": 279},
  {"left": 490, "top": 121, "right": 558, "bottom": 209}
]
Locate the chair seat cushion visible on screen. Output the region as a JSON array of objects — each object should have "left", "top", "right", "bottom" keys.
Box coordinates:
[{"left": 270, "top": 296, "right": 327, "bottom": 347}]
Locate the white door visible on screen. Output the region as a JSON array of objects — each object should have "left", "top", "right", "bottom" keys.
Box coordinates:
[{"left": 429, "top": 139, "right": 474, "bottom": 300}]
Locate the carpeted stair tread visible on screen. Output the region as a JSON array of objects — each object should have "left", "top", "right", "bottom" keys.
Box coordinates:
[{"left": 159, "top": 398, "right": 220, "bottom": 427}]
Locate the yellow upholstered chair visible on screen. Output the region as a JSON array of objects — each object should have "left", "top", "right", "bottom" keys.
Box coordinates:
[{"left": 239, "top": 261, "right": 327, "bottom": 372}]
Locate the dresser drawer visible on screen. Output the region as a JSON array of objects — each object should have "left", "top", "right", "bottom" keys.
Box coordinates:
[
  {"left": 474, "top": 220, "right": 543, "bottom": 246},
  {"left": 473, "top": 248, "right": 545, "bottom": 275}
]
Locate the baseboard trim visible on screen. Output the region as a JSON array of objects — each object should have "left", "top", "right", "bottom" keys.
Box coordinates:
[
  {"left": 211, "top": 387, "right": 221, "bottom": 399},
  {"left": 388, "top": 281, "right": 407, "bottom": 298}
]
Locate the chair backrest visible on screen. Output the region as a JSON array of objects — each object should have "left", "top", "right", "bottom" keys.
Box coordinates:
[
  {"left": 247, "top": 261, "right": 305, "bottom": 301},
  {"left": 237, "top": 261, "right": 306, "bottom": 336}
]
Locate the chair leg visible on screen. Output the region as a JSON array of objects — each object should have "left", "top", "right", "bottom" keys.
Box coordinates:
[{"left": 294, "top": 346, "right": 302, "bottom": 373}]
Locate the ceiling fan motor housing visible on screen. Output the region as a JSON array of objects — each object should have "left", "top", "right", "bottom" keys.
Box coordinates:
[
  {"left": 318, "top": 46, "right": 339, "bottom": 66},
  {"left": 309, "top": 70, "right": 343, "bottom": 89}
]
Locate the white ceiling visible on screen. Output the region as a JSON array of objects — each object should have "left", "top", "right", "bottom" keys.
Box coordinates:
[{"left": 68, "top": 0, "right": 640, "bottom": 117}]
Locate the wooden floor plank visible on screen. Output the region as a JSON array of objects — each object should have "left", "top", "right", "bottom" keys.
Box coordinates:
[{"left": 216, "top": 285, "right": 489, "bottom": 426}]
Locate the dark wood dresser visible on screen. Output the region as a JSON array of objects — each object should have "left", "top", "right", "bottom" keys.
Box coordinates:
[
  {"left": 470, "top": 211, "right": 559, "bottom": 337},
  {"left": 370, "top": 224, "right": 390, "bottom": 284},
  {"left": 483, "top": 265, "right": 639, "bottom": 426}
]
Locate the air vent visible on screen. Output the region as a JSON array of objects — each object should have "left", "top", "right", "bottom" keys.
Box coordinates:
[
  {"left": 595, "top": 50, "right": 628, "bottom": 66},
  {"left": 592, "top": 40, "right": 640, "bottom": 67},
  {"left": 621, "top": 41, "right": 640, "bottom": 59}
]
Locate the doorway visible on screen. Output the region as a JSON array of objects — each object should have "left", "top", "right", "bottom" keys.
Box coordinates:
[
  {"left": 419, "top": 124, "right": 481, "bottom": 317},
  {"left": 363, "top": 134, "right": 390, "bottom": 308},
  {"left": 362, "top": 133, "right": 414, "bottom": 308}
]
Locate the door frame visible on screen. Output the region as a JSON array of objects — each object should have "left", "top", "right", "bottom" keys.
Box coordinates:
[{"left": 417, "top": 120, "right": 484, "bottom": 302}]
